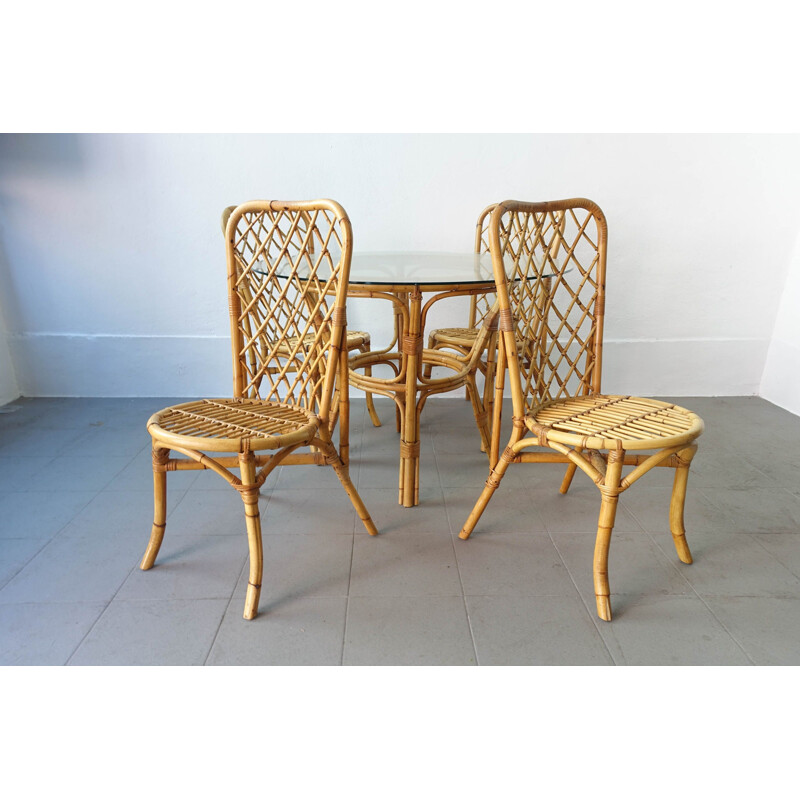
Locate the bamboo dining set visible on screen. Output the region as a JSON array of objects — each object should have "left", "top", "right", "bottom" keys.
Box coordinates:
[{"left": 139, "top": 197, "right": 704, "bottom": 623}]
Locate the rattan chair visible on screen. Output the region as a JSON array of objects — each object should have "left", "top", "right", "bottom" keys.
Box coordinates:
[
  {"left": 459, "top": 199, "right": 704, "bottom": 621},
  {"left": 424, "top": 205, "right": 498, "bottom": 403},
  {"left": 141, "top": 200, "right": 378, "bottom": 620},
  {"left": 221, "top": 205, "right": 381, "bottom": 429}
]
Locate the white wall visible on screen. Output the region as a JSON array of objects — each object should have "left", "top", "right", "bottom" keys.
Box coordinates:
[
  {"left": 0, "top": 327, "right": 19, "bottom": 406},
  {"left": 0, "top": 232, "right": 20, "bottom": 405},
  {"left": 1, "top": 133, "right": 799, "bottom": 401},
  {"left": 761, "top": 226, "right": 800, "bottom": 415}
]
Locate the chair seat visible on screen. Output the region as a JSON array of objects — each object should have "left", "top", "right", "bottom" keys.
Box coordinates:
[
  {"left": 429, "top": 327, "right": 480, "bottom": 347},
  {"left": 147, "top": 398, "right": 319, "bottom": 453},
  {"left": 527, "top": 394, "right": 704, "bottom": 451},
  {"left": 282, "top": 330, "right": 370, "bottom": 351}
]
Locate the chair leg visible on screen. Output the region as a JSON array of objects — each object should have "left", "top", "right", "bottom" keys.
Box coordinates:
[
  {"left": 593, "top": 450, "right": 624, "bottom": 621},
  {"left": 239, "top": 452, "right": 264, "bottom": 620},
  {"left": 317, "top": 440, "right": 378, "bottom": 536},
  {"left": 559, "top": 448, "right": 582, "bottom": 494},
  {"left": 422, "top": 334, "right": 436, "bottom": 379},
  {"left": 559, "top": 463, "right": 579, "bottom": 494},
  {"left": 669, "top": 445, "right": 697, "bottom": 564},
  {"left": 359, "top": 345, "right": 382, "bottom": 428},
  {"left": 140, "top": 446, "right": 169, "bottom": 570},
  {"left": 459, "top": 445, "right": 515, "bottom": 539},
  {"left": 466, "top": 371, "right": 491, "bottom": 454}
]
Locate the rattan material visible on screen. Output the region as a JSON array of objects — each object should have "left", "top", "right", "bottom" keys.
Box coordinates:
[
  {"left": 458, "top": 198, "right": 705, "bottom": 622},
  {"left": 141, "top": 200, "right": 378, "bottom": 621},
  {"left": 220, "top": 205, "right": 381, "bottom": 429},
  {"left": 424, "top": 206, "right": 497, "bottom": 407},
  {"left": 529, "top": 395, "right": 703, "bottom": 451}
]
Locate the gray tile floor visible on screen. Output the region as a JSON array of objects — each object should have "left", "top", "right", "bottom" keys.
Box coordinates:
[{"left": 1, "top": 394, "right": 799, "bottom": 665}]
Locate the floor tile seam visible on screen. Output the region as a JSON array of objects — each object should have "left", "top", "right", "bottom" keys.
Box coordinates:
[
  {"left": 93, "top": 453, "right": 144, "bottom": 492},
  {"left": 203, "top": 557, "right": 248, "bottom": 666},
  {"left": 339, "top": 533, "right": 358, "bottom": 667},
  {"left": 681, "top": 591, "right": 756, "bottom": 666},
  {"left": 0, "top": 538, "right": 54, "bottom": 594},
  {"left": 640, "top": 530, "right": 709, "bottom": 595},
  {"left": 642, "top": 532, "right": 757, "bottom": 665},
  {"left": 64, "top": 553, "right": 143, "bottom": 666},
  {"left": 546, "top": 530, "right": 620, "bottom": 665},
  {"left": 747, "top": 536, "right": 800, "bottom": 582},
  {"left": 2, "top": 486, "right": 106, "bottom": 575}
]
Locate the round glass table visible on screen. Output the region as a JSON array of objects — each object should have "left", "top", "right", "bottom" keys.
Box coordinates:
[{"left": 344, "top": 252, "right": 513, "bottom": 507}]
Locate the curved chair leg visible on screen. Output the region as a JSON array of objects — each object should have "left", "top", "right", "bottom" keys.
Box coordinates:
[
  {"left": 239, "top": 452, "right": 264, "bottom": 620},
  {"left": 422, "top": 334, "right": 436, "bottom": 379},
  {"left": 559, "top": 463, "right": 579, "bottom": 494},
  {"left": 669, "top": 445, "right": 697, "bottom": 564},
  {"left": 560, "top": 447, "right": 584, "bottom": 494},
  {"left": 459, "top": 444, "right": 515, "bottom": 539},
  {"left": 140, "top": 446, "right": 169, "bottom": 570},
  {"left": 359, "top": 345, "right": 382, "bottom": 428},
  {"left": 593, "top": 450, "right": 624, "bottom": 621},
  {"left": 466, "top": 371, "right": 491, "bottom": 454},
  {"left": 317, "top": 440, "right": 378, "bottom": 536}
]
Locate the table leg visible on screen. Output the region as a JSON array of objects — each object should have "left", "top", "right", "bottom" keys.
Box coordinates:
[{"left": 400, "top": 287, "right": 423, "bottom": 507}]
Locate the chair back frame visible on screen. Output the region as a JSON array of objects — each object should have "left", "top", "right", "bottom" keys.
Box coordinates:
[
  {"left": 488, "top": 198, "right": 608, "bottom": 419},
  {"left": 224, "top": 199, "right": 353, "bottom": 429}
]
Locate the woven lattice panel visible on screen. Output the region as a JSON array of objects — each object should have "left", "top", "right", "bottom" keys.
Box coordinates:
[
  {"left": 472, "top": 205, "right": 496, "bottom": 327},
  {"left": 497, "top": 206, "right": 603, "bottom": 411},
  {"left": 227, "top": 205, "right": 348, "bottom": 410}
]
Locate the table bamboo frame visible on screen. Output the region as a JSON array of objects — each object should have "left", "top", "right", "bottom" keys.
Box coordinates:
[{"left": 348, "top": 277, "right": 496, "bottom": 507}]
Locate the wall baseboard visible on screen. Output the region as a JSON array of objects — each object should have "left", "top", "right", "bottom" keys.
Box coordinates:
[{"left": 9, "top": 333, "right": 770, "bottom": 400}]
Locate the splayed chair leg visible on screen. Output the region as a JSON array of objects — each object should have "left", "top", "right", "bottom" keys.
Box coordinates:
[
  {"left": 239, "top": 451, "right": 264, "bottom": 620},
  {"left": 459, "top": 445, "right": 515, "bottom": 539},
  {"left": 669, "top": 445, "right": 697, "bottom": 564},
  {"left": 141, "top": 446, "right": 169, "bottom": 570},
  {"left": 319, "top": 440, "right": 379, "bottom": 536},
  {"left": 593, "top": 449, "right": 624, "bottom": 622}
]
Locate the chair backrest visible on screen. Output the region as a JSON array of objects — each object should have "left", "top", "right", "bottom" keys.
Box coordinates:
[
  {"left": 488, "top": 198, "right": 608, "bottom": 414},
  {"left": 223, "top": 199, "right": 353, "bottom": 422},
  {"left": 468, "top": 204, "right": 498, "bottom": 329}
]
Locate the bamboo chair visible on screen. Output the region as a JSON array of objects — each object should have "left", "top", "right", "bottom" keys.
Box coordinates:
[
  {"left": 423, "top": 206, "right": 498, "bottom": 405},
  {"left": 141, "top": 200, "right": 378, "bottom": 620},
  {"left": 459, "top": 199, "right": 704, "bottom": 621},
  {"left": 221, "top": 205, "right": 381, "bottom": 430}
]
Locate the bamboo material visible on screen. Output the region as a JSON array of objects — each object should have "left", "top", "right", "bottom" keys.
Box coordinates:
[
  {"left": 346, "top": 279, "right": 495, "bottom": 507},
  {"left": 423, "top": 205, "right": 497, "bottom": 401},
  {"left": 141, "top": 200, "right": 378, "bottom": 621},
  {"left": 458, "top": 198, "right": 705, "bottom": 622},
  {"left": 220, "top": 205, "right": 381, "bottom": 434}
]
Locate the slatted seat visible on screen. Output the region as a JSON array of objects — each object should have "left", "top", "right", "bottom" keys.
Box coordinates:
[
  {"left": 459, "top": 199, "right": 705, "bottom": 622},
  {"left": 147, "top": 398, "right": 319, "bottom": 452},
  {"left": 141, "top": 200, "right": 378, "bottom": 621},
  {"left": 528, "top": 395, "right": 703, "bottom": 451},
  {"left": 285, "top": 330, "right": 371, "bottom": 350}
]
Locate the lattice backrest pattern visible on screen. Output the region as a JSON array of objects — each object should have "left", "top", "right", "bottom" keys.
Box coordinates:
[
  {"left": 469, "top": 204, "right": 498, "bottom": 328},
  {"left": 225, "top": 200, "right": 352, "bottom": 418},
  {"left": 490, "top": 199, "right": 608, "bottom": 414}
]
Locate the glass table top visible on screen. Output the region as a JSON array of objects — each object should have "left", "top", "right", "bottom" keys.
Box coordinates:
[
  {"left": 347, "top": 252, "right": 498, "bottom": 286},
  {"left": 253, "top": 251, "right": 553, "bottom": 287}
]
